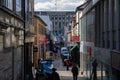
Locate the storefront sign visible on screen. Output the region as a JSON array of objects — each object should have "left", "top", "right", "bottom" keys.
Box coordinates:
[
  {"left": 44, "top": 38, "right": 48, "bottom": 42},
  {"left": 72, "top": 36, "right": 80, "bottom": 42},
  {"left": 39, "top": 37, "right": 48, "bottom": 42},
  {"left": 39, "top": 37, "right": 44, "bottom": 42}
]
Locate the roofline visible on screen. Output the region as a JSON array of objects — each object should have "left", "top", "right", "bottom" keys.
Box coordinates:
[
  {"left": 75, "top": 0, "right": 91, "bottom": 12},
  {"left": 34, "top": 15, "right": 47, "bottom": 26},
  {"left": 35, "top": 11, "right": 75, "bottom": 13}
]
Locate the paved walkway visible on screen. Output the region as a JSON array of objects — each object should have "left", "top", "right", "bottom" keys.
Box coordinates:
[{"left": 53, "top": 57, "right": 87, "bottom": 80}]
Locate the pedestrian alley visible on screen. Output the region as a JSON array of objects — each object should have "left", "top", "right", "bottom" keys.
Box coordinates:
[{"left": 53, "top": 57, "right": 87, "bottom": 80}]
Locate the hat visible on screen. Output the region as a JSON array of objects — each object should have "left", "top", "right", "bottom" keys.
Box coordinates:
[{"left": 52, "top": 68, "right": 57, "bottom": 71}]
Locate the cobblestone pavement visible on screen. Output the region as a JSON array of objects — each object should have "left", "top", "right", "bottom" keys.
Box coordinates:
[{"left": 53, "top": 57, "right": 87, "bottom": 80}]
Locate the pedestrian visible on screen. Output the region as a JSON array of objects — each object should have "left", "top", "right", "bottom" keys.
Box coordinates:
[
  {"left": 71, "top": 64, "right": 79, "bottom": 80},
  {"left": 51, "top": 68, "right": 60, "bottom": 80},
  {"left": 90, "top": 59, "right": 98, "bottom": 80},
  {"left": 32, "top": 63, "right": 36, "bottom": 80},
  {"left": 65, "top": 59, "right": 70, "bottom": 70},
  {"left": 28, "top": 61, "right": 33, "bottom": 80}
]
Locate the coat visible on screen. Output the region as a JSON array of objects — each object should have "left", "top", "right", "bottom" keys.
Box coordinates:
[
  {"left": 71, "top": 66, "right": 78, "bottom": 75},
  {"left": 51, "top": 71, "right": 60, "bottom": 80}
]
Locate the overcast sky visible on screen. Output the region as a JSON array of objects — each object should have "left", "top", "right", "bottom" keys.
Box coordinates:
[{"left": 34, "top": 0, "right": 85, "bottom": 11}]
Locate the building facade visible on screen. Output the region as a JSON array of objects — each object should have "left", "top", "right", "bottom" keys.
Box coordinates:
[
  {"left": 0, "top": 0, "right": 24, "bottom": 80},
  {"left": 40, "top": 15, "right": 54, "bottom": 52},
  {"left": 79, "top": 0, "right": 120, "bottom": 80},
  {"left": 65, "top": 16, "right": 77, "bottom": 48},
  {"left": 33, "top": 15, "right": 47, "bottom": 68},
  {"left": 35, "top": 11, "right": 75, "bottom": 46}
]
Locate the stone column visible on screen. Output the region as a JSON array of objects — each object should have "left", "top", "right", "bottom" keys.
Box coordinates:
[
  {"left": 104, "top": 0, "right": 107, "bottom": 48},
  {"left": 100, "top": 1, "right": 104, "bottom": 47},
  {"left": 114, "top": 0, "right": 119, "bottom": 50},
  {"left": 109, "top": 0, "right": 113, "bottom": 49}
]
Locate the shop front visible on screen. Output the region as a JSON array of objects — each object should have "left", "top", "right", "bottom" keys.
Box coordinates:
[{"left": 111, "top": 50, "right": 120, "bottom": 80}]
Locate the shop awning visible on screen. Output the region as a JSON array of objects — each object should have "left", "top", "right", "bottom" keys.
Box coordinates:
[{"left": 69, "top": 44, "right": 78, "bottom": 52}]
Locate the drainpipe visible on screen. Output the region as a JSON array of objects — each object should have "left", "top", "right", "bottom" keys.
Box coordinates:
[
  {"left": 12, "top": 46, "right": 14, "bottom": 80},
  {"left": 23, "top": 0, "right": 26, "bottom": 80}
]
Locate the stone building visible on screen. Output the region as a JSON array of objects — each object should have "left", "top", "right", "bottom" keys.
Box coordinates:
[
  {"left": 33, "top": 15, "right": 47, "bottom": 68},
  {"left": 0, "top": 0, "right": 34, "bottom": 80},
  {"left": 0, "top": 0, "right": 24, "bottom": 80}
]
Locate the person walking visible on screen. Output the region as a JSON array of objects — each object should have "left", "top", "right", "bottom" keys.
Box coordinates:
[
  {"left": 65, "top": 59, "right": 70, "bottom": 70},
  {"left": 32, "top": 63, "right": 36, "bottom": 80},
  {"left": 51, "top": 68, "right": 60, "bottom": 80},
  {"left": 90, "top": 59, "right": 98, "bottom": 80},
  {"left": 71, "top": 64, "right": 79, "bottom": 80}
]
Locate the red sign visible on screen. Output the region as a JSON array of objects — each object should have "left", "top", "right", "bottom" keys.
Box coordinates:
[
  {"left": 72, "top": 36, "right": 80, "bottom": 42},
  {"left": 39, "top": 37, "right": 48, "bottom": 42},
  {"left": 39, "top": 37, "right": 44, "bottom": 42},
  {"left": 44, "top": 38, "right": 48, "bottom": 42}
]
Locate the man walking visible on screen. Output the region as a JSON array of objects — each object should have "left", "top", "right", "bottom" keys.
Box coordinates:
[
  {"left": 51, "top": 68, "right": 60, "bottom": 80},
  {"left": 71, "top": 64, "right": 79, "bottom": 80},
  {"left": 90, "top": 59, "right": 98, "bottom": 80}
]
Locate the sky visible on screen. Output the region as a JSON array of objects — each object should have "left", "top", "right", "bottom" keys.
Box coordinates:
[{"left": 34, "top": 0, "right": 85, "bottom": 11}]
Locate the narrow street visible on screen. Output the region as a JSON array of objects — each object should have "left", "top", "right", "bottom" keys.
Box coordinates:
[
  {"left": 53, "top": 56, "right": 87, "bottom": 80},
  {"left": 1, "top": 0, "right": 120, "bottom": 80}
]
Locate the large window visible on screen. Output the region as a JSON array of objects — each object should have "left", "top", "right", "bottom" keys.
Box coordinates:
[
  {"left": 55, "top": 22, "right": 57, "bottom": 26},
  {"left": 16, "top": 0, "right": 22, "bottom": 16},
  {"left": 59, "top": 22, "right": 61, "bottom": 28},
  {"left": 81, "top": 16, "right": 86, "bottom": 41},
  {"left": 3, "top": 0, "right": 13, "bottom": 10}
]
